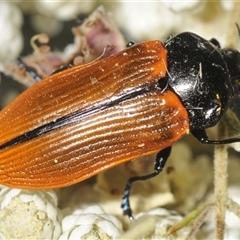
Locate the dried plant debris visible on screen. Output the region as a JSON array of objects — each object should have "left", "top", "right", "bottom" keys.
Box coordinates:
[{"left": 0, "top": 6, "right": 125, "bottom": 87}]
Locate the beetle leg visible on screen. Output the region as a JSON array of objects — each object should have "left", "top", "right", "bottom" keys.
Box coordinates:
[
  {"left": 18, "top": 58, "right": 42, "bottom": 82},
  {"left": 51, "top": 64, "right": 73, "bottom": 75},
  {"left": 191, "top": 128, "right": 240, "bottom": 144},
  {"left": 121, "top": 146, "right": 172, "bottom": 219}
]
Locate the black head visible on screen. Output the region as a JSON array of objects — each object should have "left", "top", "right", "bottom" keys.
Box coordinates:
[{"left": 164, "top": 32, "right": 240, "bottom": 130}]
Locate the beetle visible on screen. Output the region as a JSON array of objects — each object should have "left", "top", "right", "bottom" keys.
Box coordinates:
[{"left": 0, "top": 32, "right": 240, "bottom": 219}]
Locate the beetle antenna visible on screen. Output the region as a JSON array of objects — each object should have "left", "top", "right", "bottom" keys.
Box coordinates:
[{"left": 235, "top": 22, "right": 240, "bottom": 38}]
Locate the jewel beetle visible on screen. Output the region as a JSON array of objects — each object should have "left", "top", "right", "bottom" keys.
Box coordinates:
[{"left": 1, "top": 32, "right": 240, "bottom": 219}]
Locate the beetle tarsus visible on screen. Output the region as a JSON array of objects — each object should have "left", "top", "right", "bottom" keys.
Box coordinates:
[{"left": 121, "top": 147, "right": 171, "bottom": 219}]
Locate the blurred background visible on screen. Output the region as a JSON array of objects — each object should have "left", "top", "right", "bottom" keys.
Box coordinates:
[{"left": 0, "top": 2, "right": 240, "bottom": 239}]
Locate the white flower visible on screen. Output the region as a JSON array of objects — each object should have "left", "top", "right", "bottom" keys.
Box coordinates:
[
  {"left": 35, "top": 1, "right": 95, "bottom": 21},
  {"left": 0, "top": 187, "right": 61, "bottom": 239},
  {"left": 59, "top": 205, "right": 122, "bottom": 239},
  {"left": 119, "top": 208, "right": 193, "bottom": 239},
  {"left": 0, "top": 2, "right": 23, "bottom": 61}
]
